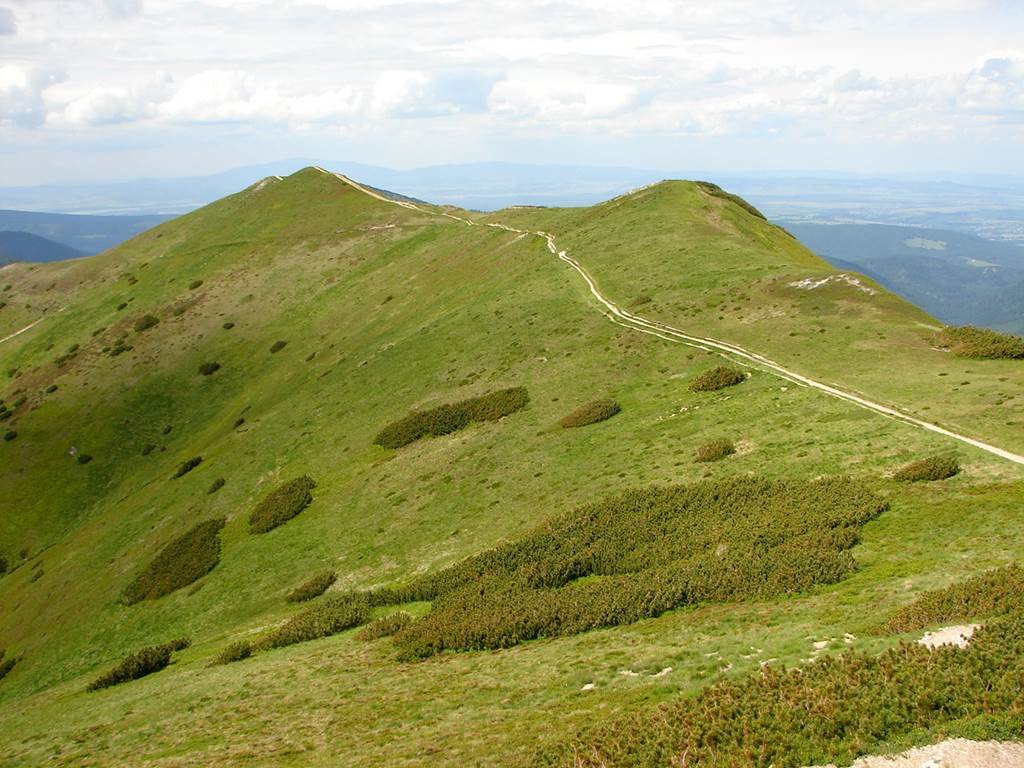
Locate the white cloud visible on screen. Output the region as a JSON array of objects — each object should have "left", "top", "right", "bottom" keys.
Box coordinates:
[
  {"left": 0, "top": 6, "right": 15, "bottom": 35},
  {"left": 959, "top": 51, "right": 1024, "bottom": 115},
  {"left": 490, "top": 76, "right": 641, "bottom": 123},
  {"left": 0, "top": 65, "right": 64, "bottom": 128}
]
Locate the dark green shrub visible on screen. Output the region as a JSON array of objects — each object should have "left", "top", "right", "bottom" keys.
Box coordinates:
[
  {"left": 109, "top": 341, "right": 133, "bottom": 356},
  {"left": 883, "top": 564, "right": 1024, "bottom": 633},
  {"left": 222, "top": 321, "right": 235, "bottom": 330},
  {"left": 141, "top": 443, "right": 156, "bottom": 456},
  {"left": 937, "top": 326, "right": 1024, "bottom": 359},
  {"left": 122, "top": 518, "right": 225, "bottom": 604},
  {"left": 0, "top": 555, "right": 7, "bottom": 574},
  {"left": 77, "top": 453, "right": 92, "bottom": 464},
  {"left": 374, "top": 387, "right": 530, "bottom": 449},
  {"left": 45, "top": 384, "right": 57, "bottom": 394},
  {"left": 165, "top": 637, "right": 191, "bottom": 652},
  {"left": 893, "top": 454, "right": 960, "bottom": 482},
  {"left": 133, "top": 314, "right": 159, "bottom": 332},
  {"left": 207, "top": 477, "right": 225, "bottom": 494},
  {"left": 188, "top": 280, "right": 203, "bottom": 290},
  {"left": 198, "top": 362, "right": 221, "bottom": 376},
  {"left": 3, "top": 430, "right": 15, "bottom": 442},
  {"left": 270, "top": 340, "right": 288, "bottom": 353},
  {"left": 213, "top": 640, "right": 252, "bottom": 665},
  {"left": 286, "top": 570, "right": 337, "bottom": 603},
  {"left": 695, "top": 438, "right": 735, "bottom": 463},
  {"left": 540, "top": 613, "right": 1024, "bottom": 767},
  {"left": 116, "top": 302, "right": 128, "bottom": 311},
  {"left": 379, "top": 477, "right": 885, "bottom": 659},
  {"left": 259, "top": 592, "right": 370, "bottom": 650},
  {"left": 162, "top": 425, "right": 173, "bottom": 435},
  {"left": 0, "top": 651, "right": 17, "bottom": 682},
  {"left": 87, "top": 640, "right": 186, "bottom": 691},
  {"left": 172, "top": 456, "right": 202, "bottom": 478},
  {"left": 689, "top": 365, "right": 745, "bottom": 392},
  {"left": 558, "top": 399, "right": 621, "bottom": 428},
  {"left": 249, "top": 476, "right": 316, "bottom": 533},
  {"left": 356, "top": 612, "right": 413, "bottom": 641},
  {"left": 233, "top": 417, "right": 245, "bottom": 428}
]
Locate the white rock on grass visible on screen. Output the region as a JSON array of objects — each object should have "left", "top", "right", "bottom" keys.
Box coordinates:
[{"left": 918, "top": 624, "right": 980, "bottom": 650}]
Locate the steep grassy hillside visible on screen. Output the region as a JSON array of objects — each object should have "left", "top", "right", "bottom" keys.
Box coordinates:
[{"left": 1, "top": 170, "right": 1022, "bottom": 767}]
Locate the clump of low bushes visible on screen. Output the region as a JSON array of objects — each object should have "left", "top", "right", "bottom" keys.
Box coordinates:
[
  {"left": 893, "top": 454, "right": 960, "bottom": 482},
  {"left": 249, "top": 475, "right": 316, "bottom": 533},
  {"left": 689, "top": 365, "right": 745, "bottom": 392},
  {"left": 207, "top": 477, "right": 225, "bottom": 494},
  {"left": 87, "top": 638, "right": 189, "bottom": 692},
  {"left": 695, "top": 438, "right": 735, "bottom": 463},
  {"left": 882, "top": 563, "right": 1024, "bottom": 633},
  {"left": 937, "top": 325, "right": 1024, "bottom": 359},
  {"left": 133, "top": 314, "right": 159, "bottom": 333},
  {"left": 3, "top": 430, "right": 16, "bottom": 442},
  {"left": 372, "top": 476, "right": 885, "bottom": 659},
  {"left": 212, "top": 640, "right": 252, "bottom": 665},
  {"left": 198, "top": 362, "right": 221, "bottom": 376},
  {"left": 0, "top": 649, "right": 18, "bottom": 681},
  {"left": 374, "top": 387, "right": 529, "bottom": 449},
  {"left": 558, "top": 398, "right": 621, "bottom": 428},
  {"left": 356, "top": 612, "right": 413, "bottom": 641},
  {"left": 172, "top": 456, "right": 202, "bottom": 478},
  {"left": 696, "top": 181, "right": 768, "bottom": 220},
  {"left": 122, "top": 518, "right": 225, "bottom": 604},
  {"left": 270, "top": 340, "right": 288, "bottom": 353},
  {"left": 258, "top": 592, "right": 370, "bottom": 650},
  {"left": 540, "top": 613, "right": 1024, "bottom": 767},
  {"left": 286, "top": 570, "right": 337, "bottom": 603}
]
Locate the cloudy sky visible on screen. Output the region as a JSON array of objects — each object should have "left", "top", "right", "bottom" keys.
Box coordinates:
[{"left": 1, "top": 0, "right": 1023, "bottom": 185}]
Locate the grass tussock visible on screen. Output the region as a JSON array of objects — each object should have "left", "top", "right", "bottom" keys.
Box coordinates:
[
  {"left": 356, "top": 612, "right": 413, "bottom": 641},
  {"left": 249, "top": 476, "right": 316, "bottom": 534},
  {"left": 689, "top": 365, "right": 745, "bottom": 392},
  {"left": 374, "top": 387, "right": 529, "bottom": 449},
  {"left": 122, "top": 518, "right": 225, "bottom": 604},
  {"left": 558, "top": 399, "right": 621, "bottom": 429},
  {"left": 374, "top": 477, "right": 885, "bottom": 659},
  {"left": 893, "top": 454, "right": 960, "bottom": 482},
  {"left": 286, "top": 570, "right": 337, "bottom": 603},
  {"left": 259, "top": 593, "right": 370, "bottom": 650},
  {"left": 694, "top": 438, "right": 735, "bottom": 463},
  {"left": 541, "top": 613, "right": 1024, "bottom": 767},
  {"left": 883, "top": 564, "right": 1024, "bottom": 633},
  {"left": 937, "top": 325, "right": 1024, "bottom": 359},
  {"left": 87, "top": 638, "right": 189, "bottom": 692}
]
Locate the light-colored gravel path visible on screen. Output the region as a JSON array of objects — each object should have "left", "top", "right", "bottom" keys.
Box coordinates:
[{"left": 814, "top": 739, "right": 1024, "bottom": 767}]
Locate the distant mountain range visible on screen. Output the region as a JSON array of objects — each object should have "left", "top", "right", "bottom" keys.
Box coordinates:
[
  {"left": 0, "top": 210, "right": 172, "bottom": 255},
  {"left": 0, "top": 231, "right": 85, "bottom": 265},
  {"left": 789, "top": 222, "right": 1024, "bottom": 334}
]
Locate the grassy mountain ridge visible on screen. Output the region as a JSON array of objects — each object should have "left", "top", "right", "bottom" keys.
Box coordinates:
[{"left": 1, "top": 169, "right": 1023, "bottom": 766}]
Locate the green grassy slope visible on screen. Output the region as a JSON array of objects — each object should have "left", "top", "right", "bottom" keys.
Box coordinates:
[{"left": 1, "top": 170, "right": 1022, "bottom": 767}]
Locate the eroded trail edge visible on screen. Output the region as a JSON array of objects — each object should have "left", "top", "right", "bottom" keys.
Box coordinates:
[{"left": 320, "top": 168, "right": 1024, "bottom": 468}]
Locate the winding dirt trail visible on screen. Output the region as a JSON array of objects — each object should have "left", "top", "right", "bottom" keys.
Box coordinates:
[
  {"left": 0, "top": 319, "right": 42, "bottom": 346},
  {"left": 318, "top": 168, "right": 1024, "bottom": 468}
]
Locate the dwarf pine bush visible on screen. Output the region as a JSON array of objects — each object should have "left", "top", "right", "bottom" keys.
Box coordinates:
[
  {"left": 379, "top": 477, "right": 885, "bottom": 659},
  {"left": 883, "top": 563, "right": 1024, "bottom": 633},
  {"left": 695, "top": 181, "right": 768, "bottom": 220},
  {"left": 270, "top": 340, "right": 288, "bottom": 353},
  {"left": 558, "top": 399, "right": 621, "bottom": 428},
  {"left": 0, "top": 651, "right": 17, "bottom": 682},
  {"left": 259, "top": 592, "right": 370, "bottom": 650},
  {"left": 172, "top": 456, "right": 202, "bottom": 478},
  {"left": 893, "top": 454, "right": 960, "bottom": 482},
  {"left": 207, "top": 477, "right": 225, "bottom": 494},
  {"left": 133, "top": 314, "right": 159, "bottom": 333},
  {"left": 689, "top": 365, "right": 745, "bottom": 392},
  {"left": 87, "top": 638, "right": 189, "bottom": 691},
  {"left": 213, "top": 640, "right": 252, "bottom": 665},
  {"left": 374, "top": 387, "right": 529, "bottom": 449},
  {"left": 198, "top": 362, "right": 221, "bottom": 376},
  {"left": 249, "top": 476, "right": 316, "bottom": 534},
  {"left": 540, "top": 613, "right": 1024, "bottom": 767},
  {"left": 122, "top": 518, "right": 225, "bottom": 604},
  {"left": 356, "top": 612, "right": 413, "bottom": 641},
  {"left": 286, "top": 570, "right": 337, "bottom": 603},
  {"left": 695, "top": 438, "right": 736, "bottom": 463},
  {"left": 937, "top": 325, "right": 1024, "bottom": 359}
]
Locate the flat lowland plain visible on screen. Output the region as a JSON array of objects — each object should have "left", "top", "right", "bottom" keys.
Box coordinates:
[{"left": 1, "top": 170, "right": 1022, "bottom": 767}]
